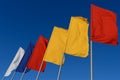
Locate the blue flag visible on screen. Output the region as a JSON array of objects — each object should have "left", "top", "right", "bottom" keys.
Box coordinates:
[{"left": 16, "top": 42, "right": 34, "bottom": 73}]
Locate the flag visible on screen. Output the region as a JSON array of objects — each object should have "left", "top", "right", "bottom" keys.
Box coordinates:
[
  {"left": 16, "top": 42, "right": 34, "bottom": 73},
  {"left": 27, "top": 36, "right": 48, "bottom": 72},
  {"left": 4, "top": 47, "right": 25, "bottom": 77},
  {"left": 90, "top": 4, "right": 118, "bottom": 45},
  {"left": 65, "top": 17, "right": 89, "bottom": 57},
  {"left": 44, "top": 27, "right": 67, "bottom": 65},
  {"left": 44, "top": 16, "right": 89, "bottom": 65}
]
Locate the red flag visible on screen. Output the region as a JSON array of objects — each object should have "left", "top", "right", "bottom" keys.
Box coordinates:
[
  {"left": 27, "top": 36, "right": 48, "bottom": 72},
  {"left": 90, "top": 4, "right": 118, "bottom": 45}
]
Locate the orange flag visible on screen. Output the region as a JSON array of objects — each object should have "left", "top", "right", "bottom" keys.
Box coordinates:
[{"left": 27, "top": 36, "right": 48, "bottom": 72}]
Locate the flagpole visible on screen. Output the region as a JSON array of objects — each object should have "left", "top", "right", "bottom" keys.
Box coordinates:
[
  {"left": 10, "top": 71, "right": 16, "bottom": 80},
  {"left": 19, "top": 67, "right": 27, "bottom": 80},
  {"left": 57, "top": 65, "right": 62, "bottom": 80},
  {"left": 2, "top": 76, "right": 5, "bottom": 80},
  {"left": 35, "top": 47, "right": 48, "bottom": 80},
  {"left": 90, "top": 40, "right": 93, "bottom": 80},
  {"left": 35, "top": 42, "right": 64, "bottom": 80},
  {"left": 57, "top": 54, "right": 64, "bottom": 80},
  {"left": 35, "top": 53, "right": 64, "bottom": 80},
  {"left": 35, "top": 60, "right": 44, "bottom": 80}
]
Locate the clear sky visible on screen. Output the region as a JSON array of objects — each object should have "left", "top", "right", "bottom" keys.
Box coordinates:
[{"left": 0, "top": 0, "right": 120, "bottom": 80}]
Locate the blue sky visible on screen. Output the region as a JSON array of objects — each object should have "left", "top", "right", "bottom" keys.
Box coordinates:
[{"left": 0, "top": 0, "right": 120, "bottom": 80}]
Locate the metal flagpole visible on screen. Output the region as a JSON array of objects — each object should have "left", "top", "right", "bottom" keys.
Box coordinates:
[
  {"left": 19, "top": 67, "right": 27, "bottom": 80},
  {"left": 35, "top": 59, "right": 44, "bottom": 80},
  {"left": 10, "top": 71, "right": 16, "bottom": 80},
  {"left": 90, "top": 40, "right": 93, "bottom": 80},
  {"left": 35, "top": 53, "right": 65, "bottom": 80},
  {"left": 35, "top": 53, "right": 64, "bottom": 80},
  {"left": 35, "top": 39, "right": 65, "bottom": 80},
  {"left": 57, "top": 64, "right": 62, "bottom": 80},
  {"left": 2, "top": 76, "right": 5, "bottom": 80},
  {"left": 90, "top": 1, "right": 93, "bottom": 80},
  {"left": 57, "top": 54, "right": 64, "bottom": 80}
]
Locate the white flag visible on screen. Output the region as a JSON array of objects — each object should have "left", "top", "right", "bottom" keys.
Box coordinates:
[{"left": 4, "top": 47, "right": 25, "bottom": 77}]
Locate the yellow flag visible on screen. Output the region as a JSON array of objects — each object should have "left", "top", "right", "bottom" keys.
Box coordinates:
[
  {"left": 65, "top": 17, "right": 89, "bottom": 57},
  {"left": 44, "top": 16, "right": 89, "bottom": 65},
  {"left": 44, "top": 27, "right": 67, "bottom": 65}
]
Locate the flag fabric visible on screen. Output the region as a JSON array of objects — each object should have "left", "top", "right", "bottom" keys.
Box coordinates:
[
  {"left": 44, "top": 16, "right": 89, "bottom": 65},
  {"left": 44, "top": 27, "right": 67, "bottom": 65},
  {"left": 65, "top": 17, "right": 89, "bottom": 57},
  {"left": 4, "top": 47, "right": 25, "bottom": 77},
  {"left": 90, "top": 4, "right": 118, "bottom": 45},
  {"left": 27, "top": 36, "right": 48, "bottom": 72},
  {"left": 16, "top": 42, "right": 34, "bottom": 73}
]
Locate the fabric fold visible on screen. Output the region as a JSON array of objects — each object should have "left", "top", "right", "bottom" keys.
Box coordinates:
[
  {"left": 44, "top": 16, "right": 89, "bottom": 65},
  {"left": 27, "top": 36, "right": 48, "bottom": 72},
  {"left": 4, "top": 47, "right": 25, "bottom": 77},
  {"left": 16, "top": 42, "right": 34, "bottom": 73},
  {"left": 90, "top": 4, "right": 118, "bottom": 45}
]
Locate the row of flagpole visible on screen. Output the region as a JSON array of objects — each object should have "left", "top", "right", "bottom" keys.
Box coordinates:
[
  {"left": 56, "top": 41, "right": 93, "bottom": 80},
  {"left": 2, "top": 6, "right": 93, "bottom": 80},
  {"left": 1, "top": 41, "right": 93, "bottom": 80},
  {"left": 2, "top": 42, "right": 93, "bottom": 80},
  {"left": 35, "top": 41, "right": 93, "bottom": 80},
  {"left": 2, "top": 12, "right": 93, "bottom": 80},
  {"left": 1, "top": 28, "right": 93, "bottom": 80},
  {"left": 1, "top": 3, "right": 118, "bottom": 80},
  {"left": 36, "top": 41, "right": 93, "bottom": 80}
]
